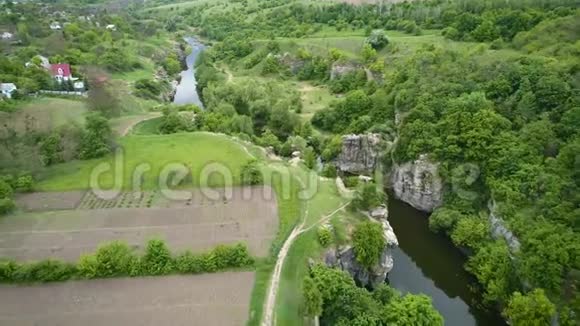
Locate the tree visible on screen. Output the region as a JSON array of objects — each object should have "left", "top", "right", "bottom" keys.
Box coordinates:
[
  {"left": 240, "top": 160, "right": 263, "bottom": 185},
  {"left": 361, "top": 43, "right": 377, "bottom": 63},
  {"left": 366, "top": 30, "right": 389, "bottom": 50},
  {"left": 39, "top": 133, "right": 63, "bottom": 166},
  {"left": 466, "top": 241, "right": 517, "bottom": 303},
  {"left": 450, "top": 216, "right": 489, "bottom": 251},
  {"left": 303, "top": 276, "right": 323, "bottom": 322},
  {"left": 384, "top": 294, "right": 444, "bottom": 326},
  {"left": 303, "top": 147, "right": 317, "bottom": 170},
  {"left": 429, "top": 208, "right": 463, "bottom": 234},
  {"left": 78, "top": 113, "right": 112, "bottom": 160},
  {"left": 159, "top": 108, "right": 186, "bottom": 134},
  {"left": 352, "top": 221, "right": 385, "bottom": 269},
  {"left": 352, "top": 182, "right": 385, "bottom": 211},
  {"left": 503, "top": 289, "right": 555, "bottom": 326}
]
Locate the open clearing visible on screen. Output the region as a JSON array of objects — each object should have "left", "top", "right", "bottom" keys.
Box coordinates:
[
  {"left": 3, "top": 186, "right": 277, "bottom": 261},
  {"left": 0, "top": 98, "right": 87, "bottom": 136},
  {"left": 0, "top": 272, "right": 254, "bottom": 326},
  {"left": 36, "top": 133, "right": 253, "bottom": 191}
]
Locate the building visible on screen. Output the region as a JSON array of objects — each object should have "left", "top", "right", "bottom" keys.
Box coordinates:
[
  {"left": 1, "top": 32, "right": 13, "bottom": 40},
  {"left": 50, "top": 63, "right": 72, "bottom": 82},
  {"left": 73, "top": 81, "right": 85, "bottom": 91},
  {"left": 0, "top": 83, "right": 17, "bottom": 98},
  {"left": 105, "top": 24, "right": 116, "bottom": 31}
]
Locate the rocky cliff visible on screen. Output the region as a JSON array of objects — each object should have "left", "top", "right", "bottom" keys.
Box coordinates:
[
  {"left": 330, "top": 61, "right": 363, "bottom": 80},
  {"left": 325, "top": 205, "right": 398, "bottom": 289},
  {"left": 488, "top": 200, "right": 521, "bottom": 253},
  {"left": 390, "top": 154, "right": 443, "bottom": 212},
  {"left": 337, "top": 134, "right": 382, "bottom": 175}
]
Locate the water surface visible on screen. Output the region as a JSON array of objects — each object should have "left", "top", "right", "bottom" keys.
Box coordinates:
[
  {"left": 173, "top": 37, "right": 206, "bottom": 107},
  {"left": 387, "top": 198, "right": 505, "bottom": 326}
]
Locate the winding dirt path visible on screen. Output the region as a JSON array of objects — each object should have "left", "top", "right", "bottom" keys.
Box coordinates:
[
  {"left": 115, "top": 112, "right": 162, "bottom": 137},
  {"left": 261, "top": 202, "right": 350, "bottom": 326}
]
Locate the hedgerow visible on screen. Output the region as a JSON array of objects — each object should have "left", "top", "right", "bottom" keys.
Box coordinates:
[{"left": 0, "top": 240, "right": 254, "bottom": 284}]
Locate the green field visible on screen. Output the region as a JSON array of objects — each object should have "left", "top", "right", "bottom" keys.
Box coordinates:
[
  {"left": 36, "top": 132, "right": 254, "bottom": 191},
  {"left": 0, "top": 98, "right": 87, "bottom": 134}
]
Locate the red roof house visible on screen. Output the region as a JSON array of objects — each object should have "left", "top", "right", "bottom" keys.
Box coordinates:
[{"left": 50, "top": 64, "right": 72, "bottom": 80}]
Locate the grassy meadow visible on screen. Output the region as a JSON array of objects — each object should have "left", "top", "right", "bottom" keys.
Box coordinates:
[
  {"left": 35, "top": 132, "right": 254, "bottom": 191},
  {"left": 0, "top": 98, "right": 87, "bottom": 135}
]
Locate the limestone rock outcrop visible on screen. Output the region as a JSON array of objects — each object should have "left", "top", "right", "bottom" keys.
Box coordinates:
[
  {"left": 330, "top": 61, "right": 363, "bottom": 80},
  {"left": 390, "top": 154, "right": 443, "bottom": 212},
  {"left": 337, "top": 134, "right": 382, "bottom": 175},
  {"left": 325, "top": 204, "right": 398, "bottom": 289},
  {"left": 488, "top": 200, "right": 521, "bottom": 253}
]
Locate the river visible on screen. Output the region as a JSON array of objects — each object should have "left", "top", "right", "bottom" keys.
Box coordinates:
[
  {"left": 387, "top": 197, "right": 506, "bottom": 326},
  {"left": 175, "top": 34, "right": 502, "bottom": 326},
  {"left": 172, "top": 37, "right": 206, "bottom": 107}
]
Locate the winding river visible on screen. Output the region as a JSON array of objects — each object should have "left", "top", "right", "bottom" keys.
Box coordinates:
[
  {"left": 172, "top": 37, "right": 206, "bottom": 107},
  {"left": 173, "top": 35, "right": 504, "bottom": 326},
  {"left": 387, "top": 197, "right": 506, "bottom": 326}
]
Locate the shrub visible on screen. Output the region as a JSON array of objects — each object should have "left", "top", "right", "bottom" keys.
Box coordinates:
[
  {"left": 0, "top": 260, "right": 17, "bottom": 282},
  {"left": 27, "top": 260, "right": 77, "bottom": 282},
  {"left": 322, "top": 164, "right": 337, "bottom": 178},
  {"left": 317, "top": 227, "right": 333, "bottom": 248},
  {"left": 77, "top": 254, "right": 98, "bottom": 279},
  {"left": 353, "top": 221, "right": 386, "bottom": 269},
  {"left": 0, "top": 242, "right": 254, "bottom": 283},
  {"left": 352, "top": 182, "right": 385, "bottom": 211},
  {"left": 241, "top": 160, "right": 263, "bottom": 185},
  {"left": 14, "top": 175, "right": 34, "bottom": 192},
  {"left": 0, "top": 180, "right": 13, "bottom": 199},
  {"left": 141, "top": 239, "right": 174, "bottom": 276},
  {"left": 94, "top": 241, "right": 138, "bottom": 278},
  {"left": 343, "top": 176, "right": 359, "bottom": 188},
  {"left": 0, "top": 198, "right": 15, "bottom": 215},
  {"left": 175, "top": 250, "right": 205, "bottom": 274}
]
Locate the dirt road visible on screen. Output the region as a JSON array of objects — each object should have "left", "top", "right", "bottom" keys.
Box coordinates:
[{"left": 261, "top": 202, "right": 349, "bottom": 326}]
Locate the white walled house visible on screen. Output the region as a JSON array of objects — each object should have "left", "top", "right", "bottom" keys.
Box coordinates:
[{"left": 1, "top": 32, "right": 13, "bottom": 40}]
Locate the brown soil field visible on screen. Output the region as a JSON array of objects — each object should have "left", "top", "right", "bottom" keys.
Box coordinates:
[
  {"left": 15, "top": 191, "right": 86, "bottom": 211},
  {"left": 0, "top": 272, "right": 254, "bottom": 326},
  {"left": 3, "top": 186, "right": 278, "bottom": 261}
]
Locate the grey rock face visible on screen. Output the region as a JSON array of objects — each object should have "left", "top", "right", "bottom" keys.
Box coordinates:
[
  {"left": 390, "top": 154, "right": 443, "bottom": 212},
  {"left": 276, "top": 53, "right": 305, "bottom": 75},
  {"left": 330, "top": 62, "right": 362, "bottom": 80},
  {"left": 325, "top": 204, "right": 398, "bottom": 289},
  {"left": 488, "top": 200, "right": 521, "bottom": 253},
  {"left": 337, "top": 134, "right": 382, "bottom": 174},
  {"left": 326, "top": 246, "right": 393, "bottom": 289}
]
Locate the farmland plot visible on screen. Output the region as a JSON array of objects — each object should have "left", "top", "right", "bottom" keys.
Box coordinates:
[
  {"left": 0, "top": 272, "right": 254, "bottom": 326},
  {"left": 3, "top": 186, "right": 278, "bottom": 261}
]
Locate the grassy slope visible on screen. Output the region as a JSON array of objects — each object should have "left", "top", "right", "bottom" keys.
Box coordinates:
[
  {"left": 0, "top": 98, "right": 87, "bottom": 134},
  {"left": 36, "top": 132, "right": 253, "bottom": 191}
]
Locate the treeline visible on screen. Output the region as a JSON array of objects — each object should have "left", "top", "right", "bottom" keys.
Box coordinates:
[
  {"left": 0, "top": 240, "right": 253, "bottom": 283},
  {"left": 304, "top": 264, "right": 443, "bottom": 325},
  {"left": 159, "top": 0, "right": 578, "bottom": 42}
]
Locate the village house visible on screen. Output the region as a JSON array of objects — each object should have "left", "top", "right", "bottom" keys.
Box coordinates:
[
  {"left": 105, "top": 24, "right": 116, "bottom": 31},
  {"left": 1, "top": 32, "right": 13, "bottom": 40},
  {"left": 50, "top": 63, "right": 73, "bottom": 82},
  {"left": 0, "top": 83, "right": 17, "bottom": 98}
]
